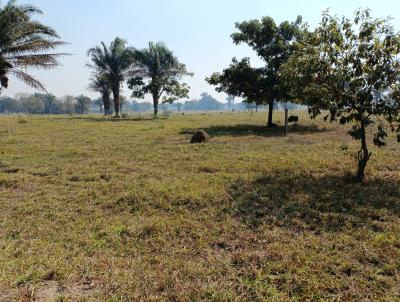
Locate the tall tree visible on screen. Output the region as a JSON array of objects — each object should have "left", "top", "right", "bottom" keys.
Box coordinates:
[
  {"left": 88, "top": 73, "right": 111, "bottom": 115},
  {"left": 207, "top": 57, "right": 270, "bottom": 113},
  {"left": 280, "top": 9, "right": 400, "bottom": 182},
  {"left": 33, "top": 93, "right": 57, "bottom": 114},
  {"left": 87, "top": 38, "right": 133, "bottom": 117},
  {"left": 62, "top": 95, "right": 75, "bottom": 115},
  {"left": 208, "top": 16, "right": 302, "bottom": 126},
  {"left": 75, "top": 95, "right": 91, "bottom": 114},
  {"left": 0, "top": 96, "right": 17, "bottom": 113},
  {"left": 127, "top": 42, "right": 192, "bottom": 116},
  {"left": 0, "top": 0, "right": 66, "bottom": 95}
]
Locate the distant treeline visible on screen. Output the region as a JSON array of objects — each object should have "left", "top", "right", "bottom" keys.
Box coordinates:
[
  {"left": 0, "top": 93, "right": 94, "bottom": 115},
  {"left": 0, "top": 92, "right": 301, "bottom": 114}
]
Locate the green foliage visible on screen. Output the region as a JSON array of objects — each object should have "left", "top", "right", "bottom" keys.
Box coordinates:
[
  {"left": 0, "top": 94, "right": 93, "bottom": 115},
  {"left": 207, "top": 16, "right": 303, "bottom": 126},
  {"left": 184, "top": 92, "right": 222, "bottom": 111},
  {"left": 87, "top": 38, "right": 134, "bottom": 117},
  {"left": 74, "top": 95, "right": 91, "bottom": 114},
  {"left": 280, "top": 9, "right": 400, "bottom": 181},
  {"left": 207, "top": 57, "right": 267, "bottom": 103},
  {"left": 88, "top": 74, "right": 112, "bottom": 115},
  {"left": 127, "top": 42, "right": 192, "bottom": 115},
  {"left": 0, "top": 0, "right": 66, "bottom": 94}
]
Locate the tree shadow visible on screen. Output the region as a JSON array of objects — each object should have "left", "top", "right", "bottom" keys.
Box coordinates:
[
  {"left": 227, "top": 171, "right": 400, "bottom": 233},
  {"left": 180, "top": 123, "right": 330, "bottom": 138},
  {"left": 53, "top": 115, "right": 168, "bottom": 123}
]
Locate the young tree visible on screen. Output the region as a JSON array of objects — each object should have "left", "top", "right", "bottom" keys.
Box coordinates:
[
  {"left": 127, "top": 42, "right": 192, "bottom": 116},
  {"left": 75, "top": 95, "right": 91, "bottom": 114},
  {"left": 87, "top": 38, "right": 134, "bottom": 117},
  {"left": 0, "top": 0, "right": 66, "bottom": 95},
  {"left": 280, "top": 9, "right": 400, "bottom": 182},
  {"left": 207, "top": 16, "right": 302, "bottom": 126}
]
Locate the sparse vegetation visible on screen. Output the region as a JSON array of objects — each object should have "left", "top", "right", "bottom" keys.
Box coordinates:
[
  {"left": 1, "top": 1, "right": 400, "bottom": 300},
  {"left": 0, "top": 112, "right": 399, "bottom": 301}
]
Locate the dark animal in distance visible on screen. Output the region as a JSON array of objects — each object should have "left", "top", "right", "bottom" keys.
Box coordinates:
[{"left": 288, "top": 115, "right": 299, "bottom": 123}]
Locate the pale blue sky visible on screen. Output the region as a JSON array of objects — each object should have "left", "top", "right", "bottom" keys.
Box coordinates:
[{"left": 5, "top": 0, "right": 400, "bottom": 102}]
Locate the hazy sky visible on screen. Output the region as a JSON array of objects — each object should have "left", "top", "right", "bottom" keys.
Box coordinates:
[{"left": 4, "top": 0, "right": 400, "bottom": 102}]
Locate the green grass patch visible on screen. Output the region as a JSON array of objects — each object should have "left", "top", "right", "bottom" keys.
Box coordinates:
[{"left": 0, "top": 112, "right": 399, "bottom": 301}]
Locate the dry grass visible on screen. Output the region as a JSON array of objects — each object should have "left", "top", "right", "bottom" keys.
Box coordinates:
[{"left": 0, "top": 111, "right": 399, "bottom": 301}]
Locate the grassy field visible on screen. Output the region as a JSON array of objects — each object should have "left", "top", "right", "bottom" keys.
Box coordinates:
[{"left": 0, "top": 111, "right": 399, "bottom": 301}]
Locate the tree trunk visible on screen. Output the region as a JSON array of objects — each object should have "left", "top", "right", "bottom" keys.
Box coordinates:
[
  {"left": 267, "top": 100, "right": 275, "bottom": 127},
  {"left": 356, "top": 121, "right": 371, "bottom": 182},
  {"left": 113, "top": 86, "right": 120, "bottom": 117},
  {"left": 103, "top": 93, "right": 111, "bottom": 116},
  {"left": 153, "top": 93, "right": 159, "bottom": 116}
]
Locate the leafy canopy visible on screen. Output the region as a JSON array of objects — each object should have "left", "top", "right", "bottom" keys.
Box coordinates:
[
  {"left": 128, "top": 42, "right": 192, "bottom": 107},
  {"left": 280, "top": 9, "right": 400, "bottom": 180},
  {"left": 207, "top": 16, "right": 303, "bottom": 103},
  {"left": 281, "top": 9, "right": 400, "bottom": 144},
  {"left": 207, "top": 57, "right": 269, "bottom": 103}
]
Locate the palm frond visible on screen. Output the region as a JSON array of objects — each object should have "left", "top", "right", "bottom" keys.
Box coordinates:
[
  {"left": 10, "top": 68, "right": 46, "bottom": 91},
  {"left": 0, "top": 0, "right": 67, "bottom": 92}
]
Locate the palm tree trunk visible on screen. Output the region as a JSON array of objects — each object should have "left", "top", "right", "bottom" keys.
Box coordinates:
[
  {"left": 113, "top": 86, "right": 120, "bottom": 117},
  {"left": 103, "top": 93, "right": 110, "bottom": 116}
]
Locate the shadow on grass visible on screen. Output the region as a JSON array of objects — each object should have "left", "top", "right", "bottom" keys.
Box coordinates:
[
  {"left": 180, "top": 123, "right": 330, "bottom": 138},
  {"left": 227, "top": 171, "right": 400, "bottom": 232},
  {"left": 53, "top": 115, "right": 169, "bottom": 123}
]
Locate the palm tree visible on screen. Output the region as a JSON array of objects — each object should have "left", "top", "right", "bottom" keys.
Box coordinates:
[
  {"left": 0, "top": 0, "right": 66, "bottom": 95},
  {"left": 75, "top": 94, "right": 91, "bottom": 114},
  {"left": 88, "top": 74, "right": 111, "bottom": 115},
  {"left": 87, "top": 38, "right": 133, "bottom": 117},
  {"left": 129, "top": 42, "right": 192, "bottom": 116}
]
